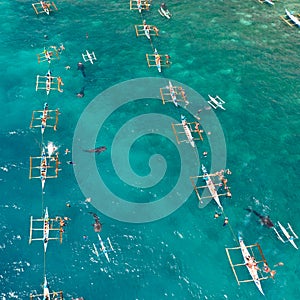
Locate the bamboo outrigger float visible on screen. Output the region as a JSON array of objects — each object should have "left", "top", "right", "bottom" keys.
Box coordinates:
[
  {"left": 29, "top": 208, "right": 64, "bottom": 252},
  {"left": 273, "top": 222, "right": 299, "bottom": 250},
  {"left": 134, "top": 21, "right": 159, "bottom": 39},
  {"left": 36, "top": 70, "right": 64, "bottom": 95},
  {"left": 37, "top": 47, "right": 59, "bottom": 64},
  {"left": 129, "top": 0, "right": 151, "bottom": 12},
  {"left": 160, "top": 81, "right": 189, "bottom": 107},
  {"left": 172, "top": 115, "right": 203, "bottom": 148},
  {"left": 146, "top": 48, "right": 171, "bottom": 73},
  {"left": 30, "top": 103, "right": 60, "bottom": 135},
  {"left": 190, "top": 167, "right": 231, "bottom": 210},
  {"left": 32, "top": 1, "right": 58, "bottom": 15},
  {"left": 30, "top": 276, "right": 63, "bottom": 300},
  {"left": 29, "top": 148, "right": 60, "bottom": 191},
  {"left": 281, "top": 9, "right": 300, "bottom": 27},
  {"left": 225, "top": 236, "right": 270, "bottom": 295}
]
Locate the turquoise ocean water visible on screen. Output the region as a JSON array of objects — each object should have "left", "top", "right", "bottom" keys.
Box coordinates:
[{"left": 1, "top": 0, "right": 300, "bottom": 299}]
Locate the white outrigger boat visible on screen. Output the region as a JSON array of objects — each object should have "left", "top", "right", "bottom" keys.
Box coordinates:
[
  {"left": 208, "top": 95, "right": 226, "bottom": 110},
  {"left": 146, "top": 49, "right": 171, "bottom": 72},
  {"left": 281, "top": 9, "right": 300, "bottom": 27},
  {"left": 129, "top": 0, "right": 151, "bottom": 12},
  {"left": 158, "top": 3, "right": 172, "bottom": 19},
  {"left": 30, "top": 276, "right": 63, "bottom": 300},
  {"left": 273, "top": 222, "right": 298, "bottom": 250},
  {"left": 29, "top": 209, "right": 64, "bottom": 252},
  {"left": 36, "top": 71, "right": 63, "bottom": 95},
  {"left": 134, "top": 22, "right": 159, "bottom": 39},
  {"left": 37, "top": 47, "right": 59, "bottom": 64},
  {"left": 239, "top": 236, "right": 265, "bottom": 295},
  {"left": 30, "top": 103, "right": 59, "bottom": 135},
  {"left": 29, "top": 148, "right": 60, "bottom": 190},
  {"left": 225, "top": 237, "right": 269, "bottom": 296},
  {"left": 201, "top": 165, "right": 223, "bottom": 210},
  {"left": 190, "top": 169, "right": 232, "bottom": 207},
  {"left": 258, "top": 0, "right": 274, "bottom": 5},
  {"left": 172, "top": 115, "right": 203, "bottom": 147},
  {"left": 160, "top": 81, "right": 189, "bottom": 107},
  {"left": 32, "top": 1, "right": 58, "bottom": 15},
  {"left": 82, "top": 50, "right": 97, "bottom": 65},
  {"left": 93, "top": 234, "right": 114, "bottom": 263}
]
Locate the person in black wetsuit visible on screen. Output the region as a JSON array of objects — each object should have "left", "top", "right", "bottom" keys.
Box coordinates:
[
  {"left": 76, "top": 87, "right": 85, "bottom": 98},
  {"left": 77, "top": 62, "right": 86, "bottom": 77}
]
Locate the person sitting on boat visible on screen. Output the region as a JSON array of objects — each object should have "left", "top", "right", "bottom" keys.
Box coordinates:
[
  {"left": 41, "top": 1, "right": 50, "bottom": 10},
  {"left": 161, "top": 3, "right": 167, "bottom": 10},
  {"left": 155, "top": 53, "right": 161, "bottom": 65}
]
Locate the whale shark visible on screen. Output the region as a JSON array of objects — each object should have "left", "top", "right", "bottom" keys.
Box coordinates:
[
  {"left": 84, "top": 146, "right": 107, "bottom": 154},
  {"left": 244, "top": 208, "right": 274, "bottom": 228}
]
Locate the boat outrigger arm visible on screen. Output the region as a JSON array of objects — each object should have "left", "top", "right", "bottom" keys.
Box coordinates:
[{"left": 32, "top": 1, "right": 58, "bottom": 15}]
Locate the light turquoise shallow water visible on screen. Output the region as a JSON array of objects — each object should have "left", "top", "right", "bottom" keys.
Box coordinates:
[{"left": 1, "top": 0, "right": 300, "bottom": 299}]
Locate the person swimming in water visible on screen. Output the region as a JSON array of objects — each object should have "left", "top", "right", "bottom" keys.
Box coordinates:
[
  {"left": 77, "top": 62, "right": 86, "bottom": 77},
  {"left": 76, "top": 87, "right": 85, "bottom": 98}
]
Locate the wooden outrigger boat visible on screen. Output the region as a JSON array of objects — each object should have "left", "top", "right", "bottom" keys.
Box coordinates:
[
  {"left": 146, "top": 48, "right": 171, "bottom": 73},
  {"left": 281, "top": 9, "right": 300, "bottom": 27},
  {"left": 93, "top": 234, "right": 114, "bottom": 263},
  {"left": 158, "top": 3, "right": 172, "bottom": 19},
  {"left": 30, "top": 276, "right": 63, "bottom": 300},
  {"left": 134, "top": 21, "right": 159, "bottom": 39},
  {"left": 82, "top": 50, "right": 97, "bottom": 65},
  {"left": 225, "top": 236, "right": 269, "bottom": 296},
  {"left": 190, "top": 166, "right": 232, "bottom": 210},
  {"left": 208, "top": 95, "right": 226, "bottom": 110},
  {"left": 30, "top": 103, "right": 59, "bottom": 135},
  {"left": 29, "top": 148, "right": 60, "bottom": 190},
  {"left": 29, "top": 208, "right": 64, "bottom": 252},
  {"left": 37, "top": 47, "right": 59, "bottom": 64},
  {"left": 172, "top": 115, "right": 203, "bottom": 148},
  {"left": 129, "top": 0, "right": 151, "bottom": 12},
  {"left": 273, "top": 222, "right": 298, "bottom": 250},
  {"left": 160, "top": 81, "right": 189, "bottom": 107},
  {"left": 32, "top": 1, "right": 58, "bottom": 15},
  {"left": 36, "top": 71, "right": 64, "bottom": 95}
]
